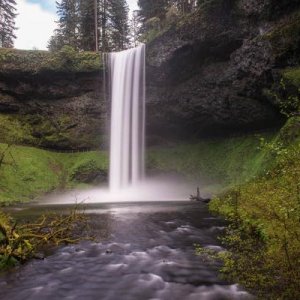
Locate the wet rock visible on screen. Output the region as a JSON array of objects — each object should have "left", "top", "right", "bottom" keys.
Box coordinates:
[
  {"left": 145, "top": 0, "right": 300, "bottom": 141},
  {"left": 71, "top": 166, "right": 108, "bottom": 184},
  {"left": 0, "top": 71, "right": 107, "bottom": 150},
  {"left": 33, "top": 253, "right": 45, "bottom": 260}
]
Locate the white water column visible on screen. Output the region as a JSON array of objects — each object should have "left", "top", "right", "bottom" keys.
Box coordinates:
[{"left": 108, "top": 44, "right": 146, "bottom": 192}]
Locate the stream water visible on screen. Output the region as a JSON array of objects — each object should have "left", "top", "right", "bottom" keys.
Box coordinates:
[{"left": 0, "top": 202, "right": 253, "bottom": 300}]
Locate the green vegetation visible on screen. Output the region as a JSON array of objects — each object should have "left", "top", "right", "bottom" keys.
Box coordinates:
[
  {"left": 0, "top": 206, "right": 88, "bottom": 270},
  {"left": 0, "top": 143, "right": 108, "bottom": 205},
  {"left": 265, "top": 10, "right": 300, "bottom": 57},
  {"left": 0, "top": 46, "right": 102, "bottom": 74},
  {"left": 49, "top": 0, "right": 129, "bottom": 52},
  {"left": 0, "top": 113, "right": 102, "bottom": 150},
  {"left": 0, "top": 114, "right": 36, "bottom": 146},
  {"left": 142, "top": 0, "right": 230, "bottom": 43},
  {"left": 283, "top": 67, "right": 300, "bottom": 88},
  {"left": 207, "top": 116, "right": 300, "bottom": 299},
  {"left": 0, "top": 127, "right": 278, "bottom": 206},
  {"left": 148, "top": 132, "right": 275, "bottom": 193}
]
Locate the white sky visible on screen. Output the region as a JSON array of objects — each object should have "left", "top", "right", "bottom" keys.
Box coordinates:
[
  {"left": 127, "top": 0, "right": 138, "bottom": 12},
  {"left": 15, "top": 0, "right": 138, "bottom": 50},
  {"left": 15, "top": 0, "right": 57, "bottom": 50}
]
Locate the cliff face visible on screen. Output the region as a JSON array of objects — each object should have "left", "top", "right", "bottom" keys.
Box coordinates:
[
  {"left": 0, "top": 1, "right": 299, "bottom": 150},
  {"left": 0, "top": 49, "right": 106, "bottom": 150},
  {"left": 146, "top": 0, "right": 300, "bottom": 141}
]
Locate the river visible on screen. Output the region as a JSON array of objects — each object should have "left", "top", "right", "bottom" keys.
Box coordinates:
[{"left": 0, "top": 201, "right": 252, "bottom": 300}]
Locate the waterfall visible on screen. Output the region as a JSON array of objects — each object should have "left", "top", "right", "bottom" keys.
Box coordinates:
[{"left": 108, "top": 44, "right": 146, "bottom": 192}]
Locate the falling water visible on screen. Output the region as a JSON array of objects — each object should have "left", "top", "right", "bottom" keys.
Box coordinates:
[{"left": 108, "top": 44, "right": 146, "bottom": 192}]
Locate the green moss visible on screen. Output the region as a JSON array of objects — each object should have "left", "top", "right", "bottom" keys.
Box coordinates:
[
  {"left": 70, "top": 154, "right": 108, "bottom": 183},
  {"left": 283, "top": 67, "right": 300, "bottom": 87},
  {"left": 265, "top": 10, "right": 300, "bottom": 56},
  {"left": 0, "top": 113, "right": 103, "bottom": 150},
  {"left": 148, "top": 132, "right": 275, "bottom": 193},
  {"left": 0, "top": 114, "right": 38, "bottom": 145},
  {"left": 0, "top": 46, "right": 102, "bottom": 74},
  {"left": 279, "top": 116, "right": 300, "bottom": 143},
  {"left": 0, "top": 143, "right": 108, "bottom": 205},
  {"left": 208, "top": 119, "right": 300, "bottom": 299}
]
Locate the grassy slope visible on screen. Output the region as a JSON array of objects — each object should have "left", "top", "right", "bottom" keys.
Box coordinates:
[
  {"left": 208, "top": 117, "right": 300, "bottom": 299},
  {"left": 148, "top": 132, "right": 275, "bottom": 194},
  {"left": 0, "top": 143, "right": 108, "bottom": 205},
  {"left": 0, "top": 132, "right": 274, "bottom": 205}
]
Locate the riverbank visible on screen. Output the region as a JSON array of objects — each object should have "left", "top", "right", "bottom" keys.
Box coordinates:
[
  {"left": 209, "top": 116, "right": 300, "bottom": 299},
  {"left": 0, "top": 143, "right": 108, "bottom": 205}
]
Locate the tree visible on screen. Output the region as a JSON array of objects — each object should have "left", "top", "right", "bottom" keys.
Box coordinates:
[
  {"left": 48, "top": 33, "right": 65, "bottom": 52},
  {"left": 48, "top": 0, "right": 80, "bottom": 51},
  {"left": 107, "top": 0, "right": 129, "bottom": 51},
  {"left": 0, "top": 0, "right": 17, "bottom": 48},
  {"left": 129, "top": 10, "right": 142, "bottom": 47},
  {"left": 98, "top": 0, "right": 129, "bottom": 51},
  {"left": 48, "top": 0, "right": 129, "bottom": 52},
  {"left": 137, "top": 0, "right": 169, "bottom": 22},
  {"left": 98, "top": 0, "right": 109, "bottom": 52},
  {"left": 170, "top": 0, "right": 197, "bottom": 14},
  {"left": 136, "top": 0, "right": 199, "bottom": 42},
  {"left": 78, "top": 0, "right": 97, "bottom": 51}
]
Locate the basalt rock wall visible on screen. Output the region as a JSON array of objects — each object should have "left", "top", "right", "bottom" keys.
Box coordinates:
[
  {"left": 145, "top": 0, "right": 300, "bottom": 142},
  {"left": 0, "top": 49, "right": 107, "bottom": 150}
]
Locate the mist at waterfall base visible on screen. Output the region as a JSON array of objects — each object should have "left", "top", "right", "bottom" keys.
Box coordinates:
[
  {"left": 41, "top": 176, "right": 193, "bottom": 204},
  {"left": 41, "top": 45, "right": 194, "bottom": 205}
]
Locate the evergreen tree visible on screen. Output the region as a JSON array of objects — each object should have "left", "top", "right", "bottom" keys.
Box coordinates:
[
  {"left": 136, "top": 0, "right": 199, "bottom": 42},
  {"left": 79, "top": 0, "right": 97, "bottom": 51},
  {"left": 0, "top": 0, "right": 17, "bottom": 48},
  {"left": 99, "top": 0, "right": 109, "bottom": 52},
  {"left": 48, "top": 32, "right": 65, "bottom": 52},
  {"left": 49, "top": 0, "right": 80, "bottom": 51},
  {"left": 172, "top": 0, "right": 196, "bottom": 14},
  {"left": 49, "top": 0, "right": 129, "bottom": 52},
  {"left": 137, "top": 0, "right": 169, "bottom": 21},
  {"left": 129, "top": 10, "right": 141, "bottom": 47},
  {"left": 107, "top": 0, "right": 129, "bottom": 51}
]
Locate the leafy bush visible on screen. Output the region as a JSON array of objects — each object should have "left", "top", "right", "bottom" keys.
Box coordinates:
[{"left": 209, "top": 119, "right": 300, "bottom": 299}]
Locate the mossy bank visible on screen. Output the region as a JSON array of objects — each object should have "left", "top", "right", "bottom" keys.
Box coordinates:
[
  {"left": 207, "top": 115, "right": 300, "bottom": 299},
  {"left": 0, "top": 143, "right": 108, "bottom": 205}
]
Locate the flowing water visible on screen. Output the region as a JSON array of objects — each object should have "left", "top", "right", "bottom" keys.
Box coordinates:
[
  {"left": 0, "top": 202, "right": 253, "bottom": 300},
  {"left": 108, "top": 44, "right": 146, "bottom": 192}
]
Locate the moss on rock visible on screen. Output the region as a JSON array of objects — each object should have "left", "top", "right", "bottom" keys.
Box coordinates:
[
  {"left": 0, "top": 114, "right": 38, "bottom": 145},
  {"left": 283, "top": 67, "right": 300, "bottom": 87},
  {"left": 265, "top": 10, "right": 300, "bottom": 57},
  {"left": 147, "top": 132, "right": 276, "bottom": 194},
  {"left": 0, "top": 46, "right": 102, "bottom": 74},
  {"left": 0, "top": 143, "right": 108, "bottom": 205},
  {"left": 70, "top": 159, "right": 108, "bottom": 184},
  {"left": 0, "top": 112, "right": 104, "bottom": 151}
]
